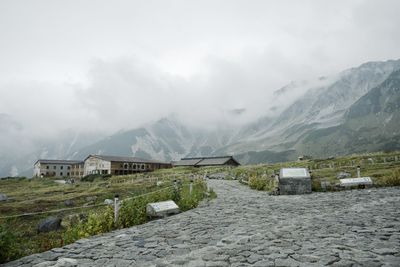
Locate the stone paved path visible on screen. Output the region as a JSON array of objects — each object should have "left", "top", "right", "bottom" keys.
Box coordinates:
[{"left": 4, "top": 181, "right": 400, "bottom": 267}]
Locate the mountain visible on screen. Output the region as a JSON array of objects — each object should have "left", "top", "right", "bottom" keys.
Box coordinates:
[
  {"left": 70, "top": 118, "right": 236, "bottom": 162},
  {"left": 2, "top": 59, "right": 400, "bottom": 176},
  {"left": 220, "top": 59, "right": 400, "bottom": 155},
  {"left": 0, "top": 126, "right": 104, "bottom": 177},
  {"left": 68, "top": 59, "right": 400, "bottom": 165},
  {"left": 296, "top": 68, "right": 400, "bottom": 156}
]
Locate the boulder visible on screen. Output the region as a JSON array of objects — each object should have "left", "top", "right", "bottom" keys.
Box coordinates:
[
  {"left": 104, "top": 199, "right": 113, "bottom": 205},
  {"left": 85, "top": 196, "right": 97, "bottom": 202},
  {"left": 337, "top": 172, "right": 351, "bottom": 179},
  {"left": 38, "top": 217, "right": 62, "bottom": 233},
  {"left": 64, "top": 199, "right": 74, "bottom": 207},
  {"left": 0, "top": 193, "right": 8, "bottom": 202},
  {"left": 208, "top": 173, "right": 226, "bottom": 179}
]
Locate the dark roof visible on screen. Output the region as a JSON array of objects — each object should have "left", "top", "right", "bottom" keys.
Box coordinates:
[
  {"left": 173, "top": 158, "right": 203, "bottom": 166},
  {"left": 196, "top": 157, "right": 234, "bottom": 166},
  {"left": 85, "top": 155, "right": 170, "bottom": 164},
  {"left": 35, "top": 159, "right": 83, "bottom": 165},
  {"left": 174, "top": 156, "right": 240, "bottom": 167}
]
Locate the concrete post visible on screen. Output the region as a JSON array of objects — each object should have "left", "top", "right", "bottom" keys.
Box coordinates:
[
  {"left": 114, "top": 194, "right": 119, "bottom": 224},
  {"left": 357, "top": 166, "right": 361, "bottom": 178}
]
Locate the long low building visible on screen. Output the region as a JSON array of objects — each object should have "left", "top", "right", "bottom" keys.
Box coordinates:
[
  {"left": 34, "top": 155, "right": 172, "bottom": 178},
  {"left": 173, "top": 156, "right": 240, "bottom": 167},
  {"left": 83, "top": 155, "right": 172, "bottom": 176},
  {"left": 34, "top": 159, "right": 83, "bottom": 178}
]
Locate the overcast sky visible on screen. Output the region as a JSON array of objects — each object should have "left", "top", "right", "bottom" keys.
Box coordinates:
[{"left": 1, "top": 0, "right": 400, "bottom": 137}]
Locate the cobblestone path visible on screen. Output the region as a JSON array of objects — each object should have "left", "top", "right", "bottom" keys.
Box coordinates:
[{"left": 4, "top": 181, "right": 400, "bottom": 267}]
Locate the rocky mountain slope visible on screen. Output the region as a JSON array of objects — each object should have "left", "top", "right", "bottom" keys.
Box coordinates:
[
  {"left": 2, "top": 59, "right": 400, "bottom": 177},
  {"left": 71, "top": 59, "right": 400, "bottom": 165}
]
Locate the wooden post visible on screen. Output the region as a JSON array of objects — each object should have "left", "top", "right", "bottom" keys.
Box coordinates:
[{"left": 114, "top": 194, "right": 119, "bottom": 223}]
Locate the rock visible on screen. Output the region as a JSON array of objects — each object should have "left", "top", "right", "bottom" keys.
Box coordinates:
[
  {"left": 337, "top": 172, "right": 351, "bottom": 179},
  {"left": 208, "top": 173, "right": 226, "bottom": 180},
  {"left": 85, "top": 196, "right": 97, "bottom": 202},
  {"left": 104, "top": 199, "right": 114, "bottom": 205},
  {"left": 38, "top": 217, "right": 62, "bottom": 233},
  {"left": 0, "top": 193, "right": 8, "bottom": 201},
  {"left": 64, "top": 199, "right": 74, "bottom": 207}
]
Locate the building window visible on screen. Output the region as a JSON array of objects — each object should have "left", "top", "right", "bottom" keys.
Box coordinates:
[
  {"left": 60, "top": 172, "right": 63, "bottom": 176},
  {"left": 133, "top": 164, "right": 136, "bottom": 169},
  {"left": 61, "top": 166, "right": 63, "bottom": 170},
  {"left": 67, "top": 172, "right": 70, "bottom": 176},
  {"left": 53, "top": 166, "right": 56, "bottom": 169},
  {"left": 141, "top": 164, "right": 144, "bottom": 170},
  {"left": 67, "top": 166, "right": 70, "bottom": 170},
  {"left": 46, "top": 166, "right": 49, "bottom": 169}
]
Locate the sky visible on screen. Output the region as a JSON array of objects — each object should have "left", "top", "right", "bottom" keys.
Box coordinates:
[{"left": 1, "top": 0, "right": 400, "bottom": 138}]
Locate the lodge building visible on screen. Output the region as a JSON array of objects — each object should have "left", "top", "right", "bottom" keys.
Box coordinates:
[
  {"left": 33, "top": 159, "right": 83, "bottom": 178},
  {"left": 83, "top": 155, "right": 172, "bottom": 176}
]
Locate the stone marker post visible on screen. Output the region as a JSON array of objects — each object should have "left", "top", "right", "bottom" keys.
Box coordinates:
[
  {"left": 357, "top": 166, "right": 361, "bottom": 178},
  {"left": 189, "top": 179, "right": 193, "bottom": 195},
  {"left": 114, "top": 194, "right": 119, "bottom": 223}
]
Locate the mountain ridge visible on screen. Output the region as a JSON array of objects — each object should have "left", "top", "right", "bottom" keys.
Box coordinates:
[{"left": 2, "top": 59, "right": 400, "bottom": 177}]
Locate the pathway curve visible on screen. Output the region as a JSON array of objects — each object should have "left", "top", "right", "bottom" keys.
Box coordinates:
[{"left": 4, "top": 181, "right": 400, "bottom": 267}]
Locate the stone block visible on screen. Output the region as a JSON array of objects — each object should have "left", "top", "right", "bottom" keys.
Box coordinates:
[
  {"left": 146, "top": 200, "right": 180, "bottom": 218},
  {"left": 278, "top": 168, "right": 311, "bottom": 195}
]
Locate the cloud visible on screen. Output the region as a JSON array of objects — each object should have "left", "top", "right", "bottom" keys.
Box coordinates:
[{"left": 0, "top": 0, "right": 400, "bottom": 137}]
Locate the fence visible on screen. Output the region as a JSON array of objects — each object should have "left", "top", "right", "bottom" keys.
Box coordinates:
[{"left": 0, "top": 179, "right": 201, "bottom": 222}]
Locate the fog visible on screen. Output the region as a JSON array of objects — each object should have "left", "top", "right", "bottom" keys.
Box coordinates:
[{"left": 1, "top": 0, "right": 400, "bottom": 139}]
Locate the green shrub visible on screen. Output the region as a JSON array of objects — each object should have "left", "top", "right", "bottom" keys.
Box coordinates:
[
  {"left": 248, "top": 175, "right": 277, "bottom": 192},
  {"left": 118, "top": 187, "right": 175, "bottom": 228},
  {"left": 0, "top": 224, "right": 20, "bottom": 263},
  {"left": 177, "top": 180, "right": 207, "bottom": 211},
  {"left": 208, "top": 188, "right": 217, "bottom": 199},
  {"left": 380, "top": 168, "right": 400, "bottom": 186},
  {"left": 62, "top": 180, "right": 212, "bottom": 247},
  {"left": 81, "top": 174, "right": 101, "bottom": 182},
  {"left": 63, "top": 207, "right": 114, "bottom": 243},
  {"left": 311, "top": 178, "right": 322, "bottom": 192},
  {"left": 81, "top": 174, "right": 111, "bottom": 182}
]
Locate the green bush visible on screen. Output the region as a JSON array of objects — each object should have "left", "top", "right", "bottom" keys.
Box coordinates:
[
  {"left": 63, "top": 207, "right": 114, "bottom": 243},
  {"left": 248, "top": 175, "right": 277, "bottom": 192},
  {"left": 62, "top": 180, "right": 211, "bottom": 246},
  {"left": 0, "top": 224, "right": 20, "bottom": 263},
  {"left": 380, "top": 168, "right": 400, "bottom": 186},
  {"left": 311, "top": 178, "right": 322, "bottom": 192},
  {"left": 81, "top": 174, "right": 111, "bottom": 182},
  {"left": 178, "top": 180, "right": 207, "bottom": 211}
]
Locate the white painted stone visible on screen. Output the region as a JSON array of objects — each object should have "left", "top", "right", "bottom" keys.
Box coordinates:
[
  {"left": 340, "top": 177, "right": 373, "bottom": 187},
  {"left": 280, "top": 168, "right": 310, "bottom": 178},
  {"left": 146, "top": 200, "right": 180, "bottom": 218}
]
